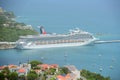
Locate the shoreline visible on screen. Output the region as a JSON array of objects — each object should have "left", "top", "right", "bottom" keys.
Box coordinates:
[{"left": 0, "top": 42, "right": 16, "bottom": 49}]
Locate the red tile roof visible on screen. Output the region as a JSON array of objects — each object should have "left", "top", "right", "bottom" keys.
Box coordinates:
[
  {"left": 50, "top": 64, "right": 59, "bottom": 68},
  {"left": 8, "top": 64, "right": 18, "bottom": 68},
  {"left": 37, "top": 64, "right": 58, "bottom": 70},
  {"left": 65, "top": 74, "right": 71, "bottom": 79},
  {"left": 18, "top": 68, "right": 26, "bottom": 73},
  {"left": 57, "top": 75, "right": 66, "bottom": 80},
  {"left": 38, "top": 64, "right": 50, "bottom": 70},
  {"left": 0, "top": 66, "right": 6, "bottom": 70},
  {"left": 57, "top": 73, "right": 74, "bottom": 80},
  {"left": 41, "top": 64, "right": 49, "bottom": 69}
]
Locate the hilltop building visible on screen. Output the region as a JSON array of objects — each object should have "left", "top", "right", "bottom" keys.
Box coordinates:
[{"left": 0, "top": 63, "right": 31, "bottom": 76}]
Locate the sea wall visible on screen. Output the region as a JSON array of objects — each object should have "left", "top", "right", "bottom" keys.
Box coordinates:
[{"left": 0, "top": 42, "right": 16, "bottom": 49}]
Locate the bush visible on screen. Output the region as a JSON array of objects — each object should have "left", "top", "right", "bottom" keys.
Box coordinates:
[
  {"left": 0, "top": 27, "right": 38, "bottom": 42},
  {"left": 30, "top": 60, "right": 42, "bottom": 69},
  {"left": 0, "top": 72, "right": 5, "bottom": 80},
  {"left": 0, "top": 8, "right": 38, "bottom": 42},
  {"left": 81, "top": 69, "right": 110, "bottom": 80},
  {"left": 59, "top": 67, "right": 70, "bottom": 74},
  {"left": 9, "top": 72, "right": 18, "bottom": 80},
  {"left": 27, "top": 73, "right": 38, "bottom": 80}
]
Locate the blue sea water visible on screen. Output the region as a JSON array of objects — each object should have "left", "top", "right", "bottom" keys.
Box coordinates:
[{"left": 0, "top": 0, "right": 120, "bottom": 80}]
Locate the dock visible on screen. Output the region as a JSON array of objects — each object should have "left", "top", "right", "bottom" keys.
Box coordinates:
[
  {"left": 0, "top": 42, "right": 16, "bottom": 49},
  {"left": 94, "top": 40, "right": 120, "bottom": 44},
  {"left": 0, "top": 42, "right": 16, "bottom": 44}
]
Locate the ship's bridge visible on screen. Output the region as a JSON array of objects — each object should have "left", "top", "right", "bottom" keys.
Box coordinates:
[{"left": 69, "top": 28, "right": 89, "bottom": 35}]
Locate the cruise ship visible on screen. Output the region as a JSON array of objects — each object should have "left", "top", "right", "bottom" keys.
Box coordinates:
[{"left": 16, "top": 26, "right": 97, "bottom": 49}]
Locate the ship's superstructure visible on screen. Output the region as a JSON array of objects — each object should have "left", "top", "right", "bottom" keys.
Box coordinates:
[{"left": 16, "top": 27, "right": 97, "bottom": 49}]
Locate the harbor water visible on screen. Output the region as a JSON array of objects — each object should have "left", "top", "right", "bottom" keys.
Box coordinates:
[{"left": 0, "top": 0, "right": 120, "bottom": 80}]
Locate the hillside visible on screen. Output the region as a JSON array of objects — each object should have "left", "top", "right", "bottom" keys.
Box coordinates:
[{"left": 0, "top": 7, "right": 38, "bottom": 42}]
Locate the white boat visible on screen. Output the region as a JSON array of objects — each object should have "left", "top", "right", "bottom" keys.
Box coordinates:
[{"left": 16, "top": 26, "right": 97, "bottom": 49}]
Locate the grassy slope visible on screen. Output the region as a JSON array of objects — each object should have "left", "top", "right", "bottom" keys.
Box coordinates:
[{"left": 0, "top": 27, "right": 38, "bottom": 42}]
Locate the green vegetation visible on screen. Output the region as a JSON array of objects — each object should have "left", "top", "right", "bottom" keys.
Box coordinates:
[
  {"left": 9, "top": 72, "right": 18, "bottom": 80},
  {"left": 81, "top": 69, "right": 110, "bottom": 80},
  {"left": 0, "top": 72, "right": 5, "bottom": 80},
  {"left": 19, "top": 75, "right": 25, "bottom": 80},
  {"left": 59, "top": 67, "right": 70, "bottom": 74},
  {"left": 27, "top": 71, "right": 38, "bottom": 80},
  {"left": 0, "top": 27, "right": 38, "bottom": 42},
  {"left": 0, "top": 10, "right": 15, "bottom": 27},
  {"left": 45, "top": 68, "right": 56, "bottom": 75},
  {"left": 30, "top": 60, "right": 43, "bottom": 69},
  {"left": 50, "top": 77, "right": 56, "bottom": 80},
  {"left": 4, "top": 11, "right": 15, "bottom": 19},
  {"left": 1, "top": 67, "right": 12, "bottom": 80},
  {"left": 0, "top": 60, "right": 111, "bottom": 80},
  {"left": 0, "top": 8, "right": 38, "bottom": 42},
  {"left": 1, "top": 67, "right": 10, "bottom": 78}
]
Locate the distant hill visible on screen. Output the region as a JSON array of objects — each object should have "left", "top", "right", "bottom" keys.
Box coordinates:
[{"left": 0, "top": 7, "right": 38, "bottom": 42}]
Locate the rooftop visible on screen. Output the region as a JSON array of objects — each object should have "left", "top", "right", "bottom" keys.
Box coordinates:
[{"left": 18, "top": 68, "right": 26, "bottom": 73}]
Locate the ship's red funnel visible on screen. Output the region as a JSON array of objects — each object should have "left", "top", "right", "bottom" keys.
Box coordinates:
[{"left": 40, "top": 26, "right": 46, "bottom": 34}]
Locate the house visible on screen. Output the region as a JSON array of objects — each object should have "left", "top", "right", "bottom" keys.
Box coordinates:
[
  {"left": 19, "top": 63, "right": 31, "bottom": 70},
  {"left": 34, "top": 69, "right": 42, "bottom": 75},
  {"left": 56, "top": 65, "right": 81, "bottom": 80},
  {"left": 0, "top": 63, "right": 31, "bottom": 76},
  {"left": 0, "top": 65, "right": 7, "bottom": 72},
  {"left": 57, "top": 75, "right": 66, "bottom": 80},
  {"left": 64, "top": 65, "right": 80, "bottom": 80},
  {"left": 8, "top": 64, "right": 19, "bottom": 72},
  {"left": 37, "top": 64, "right": 50, "bottom": 70},
  {"left": 18, "top": 63, "right": 31, "bottom": 76},
  {"left": 57, "top": 73, "right": 77, "bottom": 80},
  {"left": 37, "top": 64, "right": 59, "bottom": 71},
  {"left": 50, "top": 64, "right": 59, "bottom": 68},
  {"left": 17, "top": 68, "right": 26, "bottom": 76}
]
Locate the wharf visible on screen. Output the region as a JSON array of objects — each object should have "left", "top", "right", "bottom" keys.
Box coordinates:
[
  {"left": 0, "top": 42, "right": 16, "bottom": 49},
  {"left": 0, "top": 42, "right": 16, "bottom": 44},
  {"left": 94, "top": 40, "right": 120, "bottom": 44}
]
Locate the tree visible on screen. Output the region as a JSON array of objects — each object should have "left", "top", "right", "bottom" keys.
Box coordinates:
[
  {"left": 27, "top": 73, "right": 38, "bottom": 80},
  {"left": 1, "top": 67, "right": 10, "bottom": 74},
  {"left": 60, "top": 67, "right": 70, "bottom": 74},
  {"left": 1, "top": 66, "right": 10, "bottom": 79},
  {"left": 50, "top": 77, "right": 56, "bottom": 80},
  {"left": 0, "top": 8, "right": 38, "bottom": 42},
  {"left": 19, "top": 75, "right": 25, "bottom": 80},
  {"left": 80, "top": 69, "right": 111, "bottom": 80},
  {"left": 4, "top": 11, "right": 15, "bottom": 19},
  {"left": 0, "top": 27, "right": 38, "bottom": 42},
  {"left": 9, "top": 72, "right": 18, "bottom": 80},
  {"left": 0, "top": 72, "right": 5, "bottom": 80},
  {"left": 0, "top": 15, "right": 7, "bottom": 26},
  {"left": 29, "top": 70, "right": 37, "bottom": 74},
  {"left": 49, "top": 68, "right": 56, "bottom": 75},
  {"left": 41, "top": 76, "right": 46, "bottom": 80},
  {"left": 27, "top": 70, "right": 38, "bottom": 80},
  {"left": 30, "top": 60, "right": 42, "bottom": 69}
]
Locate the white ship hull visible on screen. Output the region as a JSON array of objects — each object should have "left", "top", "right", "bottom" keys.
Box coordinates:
[
  {"left": 17, "top": 39, "right": 96, "bottom": 49},
  {"left": 16, "top": 28, "right": 97, "bottom": 49}
]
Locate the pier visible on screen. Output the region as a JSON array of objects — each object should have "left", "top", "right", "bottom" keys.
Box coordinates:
[
  {"left": 0, "top": 42, "right": 16, "bottom": 44},
  {"left": 94, "top": 40, "right": 120, "bottom": 44},
  {"left": 0, "top": 42, "right": 16, "bottom": 49}
]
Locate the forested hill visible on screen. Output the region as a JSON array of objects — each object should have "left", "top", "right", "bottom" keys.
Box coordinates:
[{"left": 0, "top": 7, "right": 38, "bottom": 42}]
